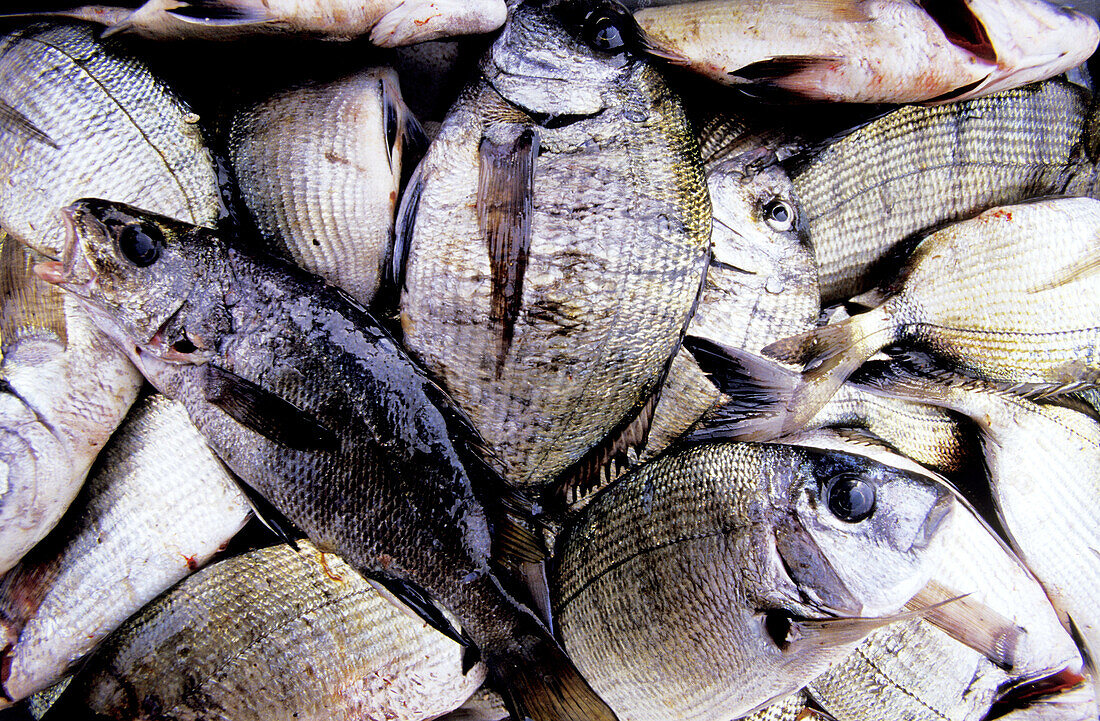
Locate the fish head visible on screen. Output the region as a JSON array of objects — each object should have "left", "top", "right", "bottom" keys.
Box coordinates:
[
  {"left": 483, "top": 0, "right": 646, "bottom": 118},
  {"left": 710, "top": 151, "right": 808, "bottom": 258},
  {"left": 769, "top": 447, "right": 954, "bottom": 618},
  {"left": 34, "top": 198, "right": 223, "bottom": 369}
]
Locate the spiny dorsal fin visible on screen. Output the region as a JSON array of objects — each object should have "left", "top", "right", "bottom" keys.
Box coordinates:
[{"left": 0, "top": 234, "right": 66, "bottom": 355}]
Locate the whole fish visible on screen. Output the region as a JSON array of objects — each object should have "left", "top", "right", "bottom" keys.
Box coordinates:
[
  {"left": 36, "top": 198, "right": 617, "bottom": 721},
  {"left": 397, "top": 0, "right": 711, "bottom": 492},
  {"left": 0, "top": 393, "right": 251, "bottom": 704},
  {"left": 788, "top": 78, "right": 1094, "bottom": 301},
  {"left": 551, "top": 438, "right": 954, "bottom": 721},
  {"left": 43, "top": 541, "right": 487, "bottom": 721},
  {"left": 0, "top": 22, "right": 225, "bottom": 259},
  {"left": 855, "top": 352, "right": 1100, "bottom": 699},
  {"left": 2, "top": 0, "right": 508, "bottom": 46},
  {"left": 229, "top": 67, "right": 422, "bottom": 306},
  {"left": 0, "top": 235, "right": 141, "bottom": 576},
  {"left": 763, "top": 198, "right": 1100, "bottom": 435}
]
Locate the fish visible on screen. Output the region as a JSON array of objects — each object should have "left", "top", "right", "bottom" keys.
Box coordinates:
[
  {"left": 36, "top": 197, "right": 618, "bottom": 721},
  {"left": 228, "top": 67, "right": 424, "bottom": 306},
  {"left": 853, "top": 352, "right": 1100, "bottom": 698},
  {"left": 0, "top": 22, "right": 226, "bottom": 260},
  {"left": 42, "top": 541, "right": 487, "bottom": 720},
  {"left": 396, "top": 0, "right": 711, "bottom": 493},
  {"left": 762, "top": 198, "right": 1100, "bottom": 434},
  {"left": 0, "top": 0, "right": 509, "bottom": 46},
  {"left": 788, "top": 77, "right": 1095, "bottom": 302},
  {"left": 0, "top": 235, "right": 142, "bottom": 578},
  {"left": 0, "top": 392, "right": 251, "bottom": 704},
  {"left": 550, "top": 437, "right": 954, "bottom": 720}
]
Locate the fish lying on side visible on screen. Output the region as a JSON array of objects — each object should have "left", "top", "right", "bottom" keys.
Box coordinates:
[
  {"left": 0, "top": 393, "right": 251, "bottom": 705},
  {"left": 397, "top": 0, "right": 711, "bottom": 494},
  {"left": 0, "top": 21, "right": 225, "bottom": 259},
  {"left": 43, "top": 541, "right": 487, "bottom": 720},
  {"left": 551, "top": 436, "right": 954, "bottom": 721},
  {"left": 0, "top": 235, "right": 141, "bottom": 577},
  {"left": 36, "top": 197, "right": 618, "bottom": 721},
  {"left": 229, "top": 67, "right": 423, "bottom": 306},
  {"left": 0, "top": 0, "right": 508, "bottom": 46},
  {"left": 762, "top": 198, "right": 1100, "bottom": 434},
  {"left": 787, "top": 77, "right": 1094, "bottom": 302}
]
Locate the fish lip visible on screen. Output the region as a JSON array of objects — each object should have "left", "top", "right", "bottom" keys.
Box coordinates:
[{"left": 55, "top": 205, "right": 99, "bottom": 290}]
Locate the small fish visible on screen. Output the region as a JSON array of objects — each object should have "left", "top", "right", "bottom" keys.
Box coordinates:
[
  {"left": 762, "top": 198, "right": 1100, "bottom": 434},
  {"left": 788, "top": 78, "right": 1094, "bottom": 302},
  {"left": 43, "top": 541, "right": 487, "bottom": 720},
  {"left": 37, "top": 198, "right": 618, "bottom": 721},
  {"left": 1, "top": 0, "right": 508, "bottom": 46},
  {"left": 0, "top": 235, "right": 141, "bottom": 578},
  {"left": 0, "top": 22, "right": 225, "bottom": 259},
  {"left": 0, "top": 393, "right": 251, "bottom": 704},
  {"left": 551, "top": 437, "right": 954, "bottom": 720},
  {"left": 229, "top": 67, "right": 423, "bottom": 306}
]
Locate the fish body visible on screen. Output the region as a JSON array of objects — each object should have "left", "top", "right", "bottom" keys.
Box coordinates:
[
  {"left": 398, "top": 0, "right": 711, "bottom": 491},
  {"left": 0, "top": 236, "right": 141, "bottom": 577},
  {"left": 764, "top": 198, "right": 1100, "bottom": 433},
  {"left": 0, "top": 22, "right": 224, "bottom": 259},
  {"left": 39, "top": 198, "right": 617, "bottom": 721},
  {"left": 44, "top": 541, "right": 487, "bottom": 720},
  {"left": 551, "top": 438, "right": 954, "bottom": 721},
  {"left": 789, "top": 78, "right": 1093, "bottom": 302},
  {"left": 0, "top": 393, "right": 251, "bottom": 703},
  {"left": 229, "top": 67, "right": 420, "bottom": 306}
]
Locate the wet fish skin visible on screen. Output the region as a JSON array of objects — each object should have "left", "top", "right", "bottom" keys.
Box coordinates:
[
  {"left": 0, "top": 235, "right": 142, "bottom": 578},
  {"left": 0, "top": 22, "right": 225, "bottom": 259},
  {"left": 0, "top": 393, "right": 251, "bottom": 704},
  {"left": 44, "top": 541, "right": 487, "bottom": 721},
  {"left": 551, "top": 439, "right": 954, "bottom": 721},
  {"left": 399, "top": 0, "right": 711, "bottom": 491},
  {"left": 229, "top": 67, "right": 420, "bottom": 306},
  {"left": 789, "top": 78, "right": 1094, "bottom": 302},
  {"left": 39, "top": 198, "right": 618, "bottom": 721}
]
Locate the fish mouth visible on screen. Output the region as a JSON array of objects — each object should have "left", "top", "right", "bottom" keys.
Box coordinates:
[{"left": 33, "top": 205, "right": 99, "bottom": 291}]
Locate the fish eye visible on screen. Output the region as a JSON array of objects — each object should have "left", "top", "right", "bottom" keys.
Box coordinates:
[
  {"left": 116, "top": 222, "right": 163, "bottom": 268},
  {"left": 824, "top": 474, "right": 876, "bottom": 523},
  {"left": 583, "top": 9, "right": 628, "bottom": 54},
  {"left": 762, "top": 198, "right": 795, "bottom": 232}
]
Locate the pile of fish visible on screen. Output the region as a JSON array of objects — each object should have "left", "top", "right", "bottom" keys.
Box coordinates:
[{"left": 0, "top": 0, "right": 1097, "bottom": 719}]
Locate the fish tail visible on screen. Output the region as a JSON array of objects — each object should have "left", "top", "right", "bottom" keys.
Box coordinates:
[{"left": 762, "top": 308, "right": 895, "bottom": 435}]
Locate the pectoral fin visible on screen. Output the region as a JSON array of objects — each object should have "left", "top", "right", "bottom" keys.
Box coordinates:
[
  {"left": 0, "top": 99, "right": 56, "bottom": 149},
  {"left": 906, "top": 580, "right": 1025, "bottom": 670}
]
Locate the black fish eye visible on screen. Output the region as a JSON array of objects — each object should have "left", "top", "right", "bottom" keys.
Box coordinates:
[
  {"left": 584, "top": 10, "right": 628, "bottom": 53},
  {"left": 824, "top": 474, "right": 876, "bottom": 523},
  {"left": 762, "top": 198, "right": 794, "bottom": 232},
  {"left": 117, "top": 222, "right": 162, "bottom": 267}
]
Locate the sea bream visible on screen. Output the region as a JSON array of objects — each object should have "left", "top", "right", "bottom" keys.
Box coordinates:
[{"left": 34, "top": 197, "right": 617, "bottom": 721}]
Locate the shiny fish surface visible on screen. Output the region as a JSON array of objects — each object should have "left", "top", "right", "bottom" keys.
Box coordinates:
[
  {"left": 399, "top": 0, "right": 710, "bottom": 490},
  {"left": 0, "top": 22, "right": 224, "bottom": 259},
  {"left": 0, "top": 393, "right": 251, "bottom": 704},
  {"left": 552, "top": 439, "right": 954, "bottom": 721},
  {"left": 789, "top": 78, "right": 1093, "bottom": 301},
  {"left": 44, "top": 541, "right": 487, "bottom": 721},
  {"left": 0, "top": 236, "right": 141, "bottom": 577},
  {"left": 229, "top": 67, "right": 418, "bottom": 306}
]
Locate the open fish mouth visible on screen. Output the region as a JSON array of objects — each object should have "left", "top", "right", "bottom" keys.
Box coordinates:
[{"left": 33, "top": 205, "right": 99, "bottom": 292}]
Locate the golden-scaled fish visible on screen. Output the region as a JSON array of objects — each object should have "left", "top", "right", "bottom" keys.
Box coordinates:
[
  {"left": 0, "top": 393, "right": 250, "bottom": 705},
  {"left": 4, "top": 0, "right": 508, "bottom": 46},
  {"left": 763, "top": 198, "right": 1100, "bottom": 435},
  {"left": 42, "top": 541, "right": 487, "bottom": 721},
  {"left": 0, "top": 236, "right": 141, "bottom": 577},
  {"left": 397, "top": 0, "right": 711, "bottom": 492},
  {"left": 0, "top": 22, "right": 225, "bottom": 259},
  {"left": 229, "top": 67, "right": 423, "bottom": 306},
  {"left": 551, "top": 437, "right": 954, "bottom": 721},
  {"left": 36, "top": 198, "right": 618, "bottom": 721},
  {"left": 789, "top": 78, "right": 1094, "bottom": 301},
  {"left": 855, "top": 352, "right": 1100, "bottom": 700}
]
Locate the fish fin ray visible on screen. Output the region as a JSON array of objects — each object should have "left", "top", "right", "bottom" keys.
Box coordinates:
[
  {"left": 0, "top": 236, "right": 66, "bottom": 354},
  {"left": 232, "top": 477, "right": 304, "bottom": 550},
  {"left": 906, "top": 580, "right": 1024, "bottom": 670},
  {"left": 390, "top": 159, "right": 425, "bottom": 291},
  {"left": 0, "top": 98, "right": 56, "bottom": 149},
  {"left": 729, "top": 55, "right": 843, "bottom": 85},
  {"left": 365, "top": 576, "right": 476, "bottom": 653},
  {"left": 202, "top": 364, "right": 339, "bottom": 451},
  {"left": 477, "top": 126, "right": 539, "bottom": 372},
  {"left": 165, "top": 0, "right": 270, "bottom": 23},
  {"left": 784, "top": 595, "right": 966, "bottom": 651},
  {"left": 380, "top": 74, "right": 427, "bottom": 177},
  {"left": 1027, "top": 246, "right": 1100, "bottom": 293}
]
